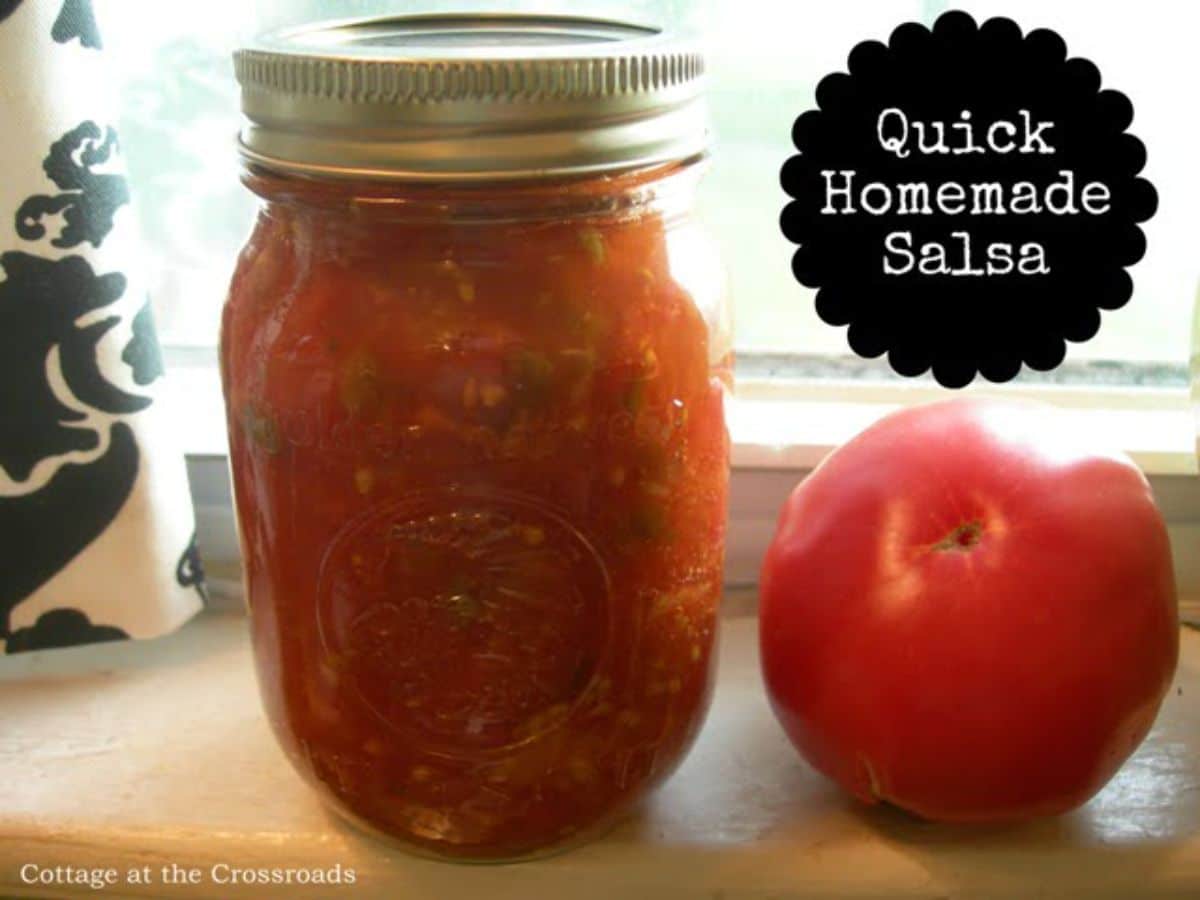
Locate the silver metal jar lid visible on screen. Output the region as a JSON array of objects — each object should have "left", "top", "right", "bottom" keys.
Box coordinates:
[{"left": 233, "top": 14, "right": 708, "bottom": 182}]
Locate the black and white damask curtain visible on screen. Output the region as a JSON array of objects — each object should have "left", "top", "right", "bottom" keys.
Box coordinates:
[{"left": 0, "top": 0, "right": 204, "bottom": 653}]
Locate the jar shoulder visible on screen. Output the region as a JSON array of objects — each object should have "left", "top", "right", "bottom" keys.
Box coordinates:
[{"left": 222, "top": 205, "right": 729, "bottom": 375}]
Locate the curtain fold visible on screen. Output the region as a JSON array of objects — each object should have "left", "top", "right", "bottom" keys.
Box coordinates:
[{"left": 0, "top": 0, "right": 205, "bottom": 654}]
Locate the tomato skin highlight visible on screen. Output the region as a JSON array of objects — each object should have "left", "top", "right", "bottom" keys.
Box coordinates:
[{"left": 759, "top": 398, "right": 1179, "bottom": 822}]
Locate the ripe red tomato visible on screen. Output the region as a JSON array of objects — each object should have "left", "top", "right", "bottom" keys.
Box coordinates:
[{"left": 759, "top": 398, "right": 1179, "bottom": 822}]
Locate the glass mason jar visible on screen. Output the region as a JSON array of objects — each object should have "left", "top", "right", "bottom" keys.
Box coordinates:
[{"left": 223, "top": 15, "right": 731, "bottom": 861}]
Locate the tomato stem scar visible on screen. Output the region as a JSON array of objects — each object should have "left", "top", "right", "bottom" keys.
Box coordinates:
[{"left": 933, "top": 520, "right": 984, "bottom": 552}]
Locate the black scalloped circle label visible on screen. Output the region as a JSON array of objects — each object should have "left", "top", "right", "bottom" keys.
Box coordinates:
[{"left": 780, "top": 11, "right": 1158, "bottom": 388}]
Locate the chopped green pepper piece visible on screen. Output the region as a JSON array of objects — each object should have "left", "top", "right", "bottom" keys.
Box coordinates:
[
  {"left": 339, "top": 349, "right": 381, "bottom": 417},
  {"left": 441, "top": 590, "right": 483, "bottom": 626},
  {"left": 242, "top": 403, "right": 281, "bottom": 454},
  {"left": 629, "top": 502, "right": 667, "bottom": 540},
  {"left": 577, "top": 227, "right": 606, "bottom": 265},
  {"left": 623, "top": 379, "right": 646, "bottom": 413},
  {"left": 506, "top": 348, "right": 555, "bottom": 408},
  {"left": 559, "top": 347, "right": 597, "bottom": 402},
  {"left": 436, "top": 574, "right": 485, "bottom": 627}
]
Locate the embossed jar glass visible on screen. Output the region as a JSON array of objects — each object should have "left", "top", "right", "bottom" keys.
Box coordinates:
[{"left": 221, "top": 15, "right": 731, "bottom": 861}]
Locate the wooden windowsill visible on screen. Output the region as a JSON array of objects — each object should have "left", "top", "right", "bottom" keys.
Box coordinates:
[{"left": 1, "top": 608, "right": 1197, "bottom": 899}]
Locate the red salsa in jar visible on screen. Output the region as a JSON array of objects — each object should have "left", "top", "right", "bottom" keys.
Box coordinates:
[{"left": 226, "top": 14, "right": 730, "bottom": 860}]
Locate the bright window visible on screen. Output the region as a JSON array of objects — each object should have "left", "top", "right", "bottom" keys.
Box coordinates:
[{"left": 104, "top": 0, "right": 1196, "bottom": 384}]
